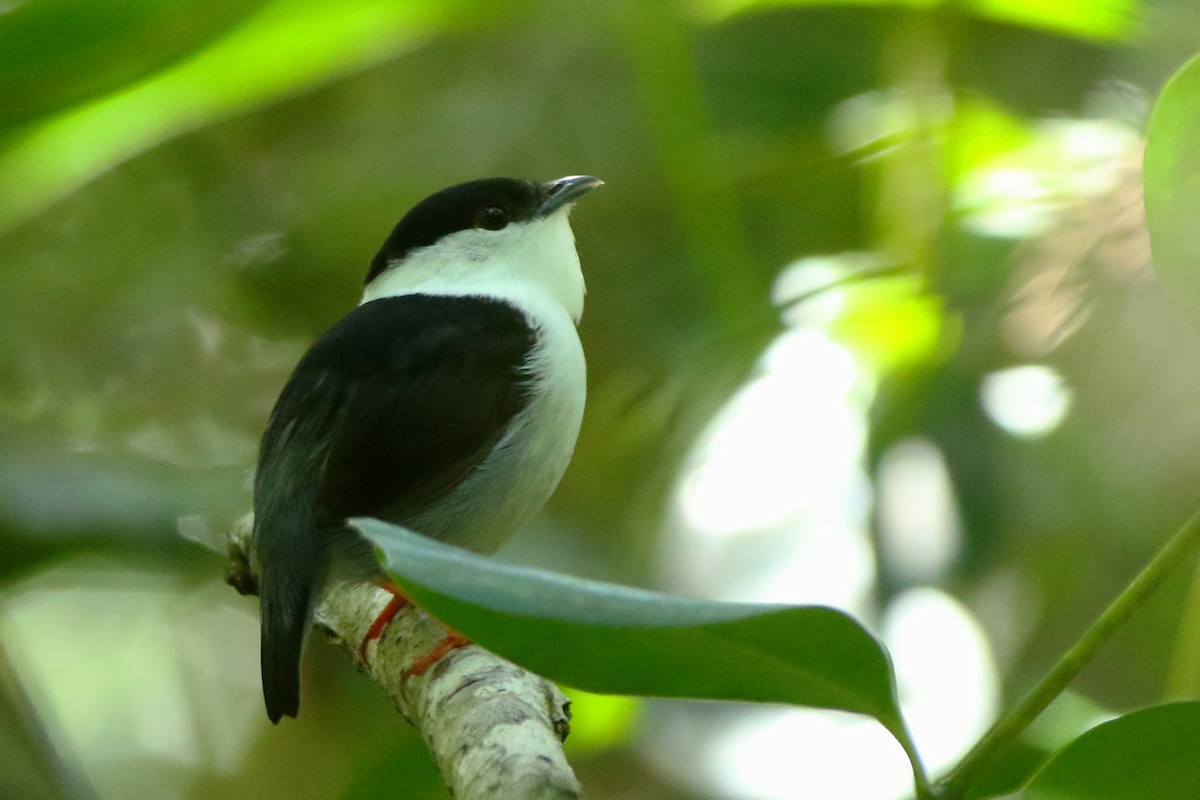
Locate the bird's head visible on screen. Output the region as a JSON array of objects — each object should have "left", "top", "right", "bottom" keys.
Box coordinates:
[{"left": 362, "top": 175, "right": 603, "bottom": 323}]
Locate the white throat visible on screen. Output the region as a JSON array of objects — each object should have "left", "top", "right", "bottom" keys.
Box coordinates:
[{"left": 360, "top": 209, "right": 585, "bottom": 323}]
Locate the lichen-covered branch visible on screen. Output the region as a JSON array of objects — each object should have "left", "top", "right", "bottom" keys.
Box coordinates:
[{"left": 224, "top": 515, "right": 582, "bottom": 800}]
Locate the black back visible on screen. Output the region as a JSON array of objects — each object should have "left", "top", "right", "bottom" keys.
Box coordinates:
[
  {"left": 252, "top": 293, "right": 537, "bottom": 722},
  {"left": 255, "top": 293, "right": 537, "bottom": 524}
]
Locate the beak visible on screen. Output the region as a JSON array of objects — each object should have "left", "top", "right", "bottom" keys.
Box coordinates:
[{"left": 538, "top": 175, "right": 603, "bottom": 216}]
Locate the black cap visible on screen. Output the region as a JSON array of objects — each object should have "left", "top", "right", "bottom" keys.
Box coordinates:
[{"left": 365, "top": 176, "right": 602, "bottom": 285}]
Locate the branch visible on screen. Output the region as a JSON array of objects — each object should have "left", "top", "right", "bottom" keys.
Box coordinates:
[
  {"left": 935, "top": 505, "right": 1200, "bottom": 799},
  {"left": 224, "top": 515, "right": 582, "bottom": 800}
]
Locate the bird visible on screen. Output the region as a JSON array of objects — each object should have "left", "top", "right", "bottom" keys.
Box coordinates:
[{"left": 250, "top": 175, "right": 601, "bottom": 723}]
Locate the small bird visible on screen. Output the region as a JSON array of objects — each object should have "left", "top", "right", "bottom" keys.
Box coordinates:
[{"left": 251, "top": 175, "right": 601, "bottom": 723}]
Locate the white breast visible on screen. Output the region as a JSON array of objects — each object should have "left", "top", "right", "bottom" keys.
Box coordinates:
[{"left": 407, "top": 296, "right": 585, "bottom": 552}]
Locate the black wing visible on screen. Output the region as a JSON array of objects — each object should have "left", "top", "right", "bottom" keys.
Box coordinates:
[{"left": 254, "top": 294, "right": 536, "bottom": 527}]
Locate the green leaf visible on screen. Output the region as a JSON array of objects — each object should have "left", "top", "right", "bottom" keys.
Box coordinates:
[
  {"left": 697, "top": 0, "right": 1139, "bottom": 42},
  {"left": 0, "top": 0, "right": 460, "bottom": 234},
  {"left": 1145, "top": 53, "right": 1200, "bottom": 332},
  {"left": 963, "top": 692, "right": 1116, "bottom": 799},
  {"left": 357, "top": 519, "right": 905, "bottom": 730},
  {"left": 964, "top": 0, "right": 1139, "bottom": 42},
  {"left": 0, "top": 0, "right": 268, "bottom": 124},
  {"left": 1020, "top": 702, "right": 1200, "bottom": 799}
]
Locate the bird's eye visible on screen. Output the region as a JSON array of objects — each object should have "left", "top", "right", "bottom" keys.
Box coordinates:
[{"left": 477, "top": 206, "right": 509, "bottom": 231}]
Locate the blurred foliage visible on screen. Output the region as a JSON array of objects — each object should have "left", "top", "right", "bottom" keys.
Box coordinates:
[
  {"left": 3, "top": 0, "right": 1200, "bottom": 798},
  {"left": 1145, "top": 51, "right": 1200, "bottom": 330}
]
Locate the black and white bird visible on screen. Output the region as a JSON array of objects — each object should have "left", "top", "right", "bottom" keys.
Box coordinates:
[{"left": 251, "top": 175, "right": 601, "bottom": 723}]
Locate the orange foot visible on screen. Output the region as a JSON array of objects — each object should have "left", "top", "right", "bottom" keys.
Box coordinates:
[
  {"left": 406, "top": 632, "right": 471, "bottom": 678},
  {"left": 359, "top": 582, "right": 410, "bottom": 661}
]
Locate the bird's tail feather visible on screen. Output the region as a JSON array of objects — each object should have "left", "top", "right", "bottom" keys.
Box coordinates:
[
  {"left": 258, "top": 537, "right": 319, "bottom": 724},
  {"left": 260, "top": 572, "right": 313, "bottom": 724},
  {"left": 254, "top": 480, "right": 330, "bottom": 722}
]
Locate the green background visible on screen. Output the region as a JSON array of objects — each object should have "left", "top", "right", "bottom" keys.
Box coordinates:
[{"left": 2, "top": 1, "right": 1200, "bottom": 798}]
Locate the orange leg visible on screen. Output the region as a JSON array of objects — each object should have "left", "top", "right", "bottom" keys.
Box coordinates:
[
  {"left": 359, "top": 582, "right": 410, "bottom": 660},
  {"left": 357, "top": 581, "right": 472, "bottom": 675},
  {"left": 405, "top": 632, "right": 471, "bottom": 677}
]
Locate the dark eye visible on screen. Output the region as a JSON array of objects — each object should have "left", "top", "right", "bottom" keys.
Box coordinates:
[{"left": 477, "top": 206, "right": 508, "bottom": 230}]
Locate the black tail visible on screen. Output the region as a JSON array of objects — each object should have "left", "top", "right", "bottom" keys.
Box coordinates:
[{"left": 259, "top": 563, "right": 315, "bottom": 724}]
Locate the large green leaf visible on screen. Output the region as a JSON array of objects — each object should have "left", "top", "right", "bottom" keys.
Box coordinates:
[
  {"left": 1020, "top": 702, "right": 1200, "bottom": 799},
  {"left": 0, "top": 0, "right": 267, "bottom": 124},
  {"left": 1145, "top": 53, "right": 1200, "bottom": 332},
  {"left": 0, "top": 0, "right": 463, "bottom": 234},
  {"left": 358, "top": 518, "right": 906, "bottom": 733}
]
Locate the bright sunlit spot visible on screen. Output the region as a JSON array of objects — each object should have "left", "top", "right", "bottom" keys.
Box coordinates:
[
  {"left": 668, "top": 325, "right": 876, "bottom": 609},
  {"left": 959, "top": 166, "right": 1052, "bottom": 238},
  {"left": 658, "top": 272, "right": 999, "bottom": 798},
  {"left": 707, "top": 708, "right": 914, "bottom": 799},
  {"left": 981, "top": 364, "right": 1072, "bottom": 438},
  {"left": 826, "top": 89, "right": 953, "bottom": 162},
  {"left": 884, "top": 588, "right": 998, "bottom": 773},
  {"left": 957, "top": 119, "right": 1139, "bottom": 238},
  {"left": 877, "top": 439, "right": 963, "bottom": 583},
  {"left": 678, "top": 329, "right": 868, "bottom": 537},
  {"left": 771, "top": 255, "right": 852, "bottom": 327}
]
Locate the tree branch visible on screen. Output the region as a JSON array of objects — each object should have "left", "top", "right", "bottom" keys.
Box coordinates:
[
  {"left": 224, "top": 515, "right": 582, "bottom": 800},
  {"left": 934, "top": 505, "right": 1200, "bottom": 799}
]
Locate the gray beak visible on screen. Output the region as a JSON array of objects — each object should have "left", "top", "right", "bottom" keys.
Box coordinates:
[{"left": 538, "top": 175, "right": 603, "bottom": 216}]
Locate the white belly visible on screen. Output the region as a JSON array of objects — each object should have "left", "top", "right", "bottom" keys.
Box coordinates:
[{"left": 405, "top": 300, "right": 586, "bottom": 552}]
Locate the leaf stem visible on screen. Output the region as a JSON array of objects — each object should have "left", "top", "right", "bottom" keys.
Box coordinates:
[
  {"left": 1165, "top": 556, "right": 1200, "bottom": 698},
  {"left": 889, "top": 716, "right": 933, "bottom": 799},
  {"left": 935, "top": 505, "right": 1200, "bottom": 799}
]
